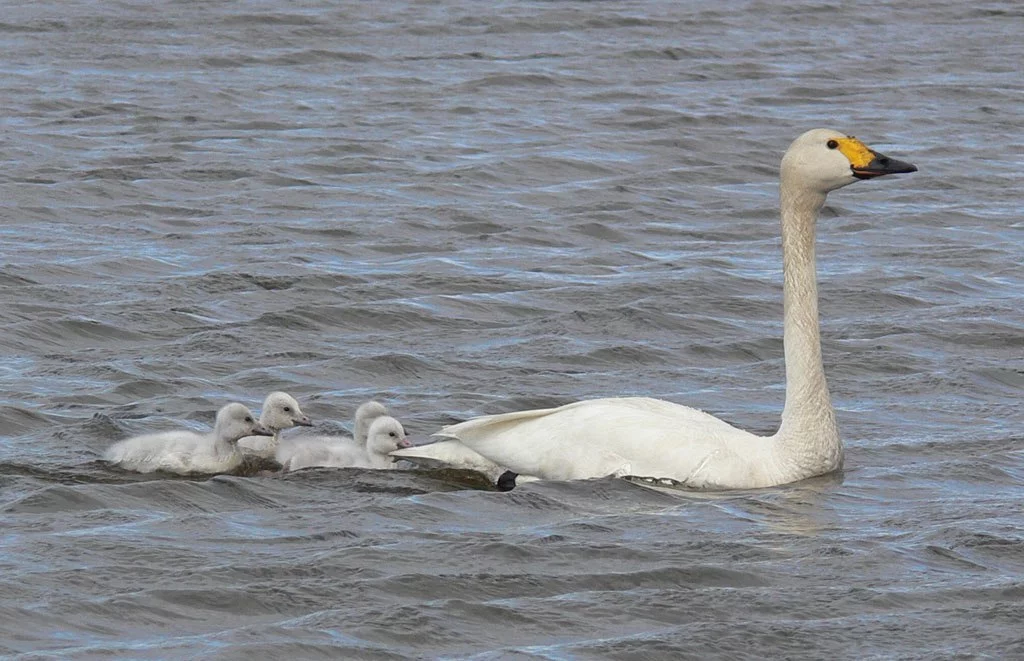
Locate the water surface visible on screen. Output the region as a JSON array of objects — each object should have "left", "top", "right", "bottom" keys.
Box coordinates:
[{"left": 1, "top": 0, "right": 1023, "bottom": 658}]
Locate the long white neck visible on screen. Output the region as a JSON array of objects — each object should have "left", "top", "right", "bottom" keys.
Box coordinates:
[{"left": 771, "top": 179, "right": 842, "bottom": 474}]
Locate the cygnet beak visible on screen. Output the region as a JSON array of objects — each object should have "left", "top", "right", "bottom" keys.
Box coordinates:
[
  {"left": 396, "top": 437, "right": 413, "bottom": 449},
  {"left": 294, "top": 415, "right": 313, "bottom": 427},
  {"left": 252, "top": 422, "right": 275, "bottom": 437}
]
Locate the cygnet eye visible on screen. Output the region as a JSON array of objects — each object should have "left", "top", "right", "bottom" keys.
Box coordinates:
[
  {"left": 283, "top": 406, "right": 291, "bottom": 412},
  {"left": 245, "top": 416, "right": 253, "bottom": 423},
  {"left": 826, "top": 139, "right": 838, "bottom": 150},
  {"left": 389, "top": 431, "right": 397, "bottom": 437}
]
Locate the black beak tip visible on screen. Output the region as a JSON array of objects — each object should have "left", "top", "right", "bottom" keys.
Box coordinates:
[
  {"left": 496, "top": 471, "right": 518, "bottom": 492},
  {"left": 852, "top": 156, "right": 918, "bottom": 179}
]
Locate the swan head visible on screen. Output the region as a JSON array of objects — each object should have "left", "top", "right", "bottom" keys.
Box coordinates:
[
  {"left": 260, "top": 391, "right": 312, "bottom": 431},
  {"left": 215, "top": 402, "right": 273, "bottom": 442},
  {"left": 365, "top": 415, "right": 412, "bottom": 456},
  {"left": 781, "top": 129, "right": 917, "bottom": 195},
  {"left": 353, "top": 400, "right": 389, "bottom": 443}
]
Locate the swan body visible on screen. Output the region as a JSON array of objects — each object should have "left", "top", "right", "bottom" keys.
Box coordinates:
[
  {"left": 436, "top": 398, "right": 779, "bottom": 488},
  {"left": 237, "top": 391, "right": 312, "bottom": 459},
  {"left": 276, "top": 401, "right": 409, "bottom": 471},
  {"left": 104, "top": 402, "right": 273, "bottom": 475},
  {"left": 432, "top": 129, "right": 917, "bottom": 489}
]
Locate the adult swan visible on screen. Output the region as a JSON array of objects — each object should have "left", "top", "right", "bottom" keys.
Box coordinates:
[{"left": 431, "top": 129, "right": 917, "bottom": 489}]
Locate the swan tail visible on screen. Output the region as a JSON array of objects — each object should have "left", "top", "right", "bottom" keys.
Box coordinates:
[
  {"left": 391, "top": 439, "right": 506, "bottom": 481},
  {"left": 432, "top": 403, "right": 637, "bottom": 481}
]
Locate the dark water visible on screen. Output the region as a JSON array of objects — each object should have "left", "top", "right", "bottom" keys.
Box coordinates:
[{"left": 2, "top": 0, "right": 1023, "bottom": 658}]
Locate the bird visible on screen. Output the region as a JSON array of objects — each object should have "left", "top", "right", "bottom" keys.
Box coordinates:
[
  {"left": 103, "top": 402, "right": 273, "bottom": 475},
  {"left": 427, "top": 129, "right": 917, "bottom": 489},
  {"left": 277, "top": 414, "right": 411, "bottom": 472},
  {"left": 237, "top": 391, "right": 312, "bottom": 459},
  {"left": 351, "top": 400, "right": 389, "bottom": 446},
  {"left": 274, "top": 400, "right": 406, "bottom": 471}
]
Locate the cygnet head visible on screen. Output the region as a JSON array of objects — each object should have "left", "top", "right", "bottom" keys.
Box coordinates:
[
  {"left": 354, "top": 400, "right": 389, "bottom": 443},
  {"left": 215, "top": 403, "right": 273, "bottom": 442},
  {"left": 260, "top": 391, "right": 312, "bottom": 432},
  {"left": 781, "top": 129, "right": 917, "bottom": 195},
  {"left": 365, "top": 415, "right": 412, "bottom": 456}
]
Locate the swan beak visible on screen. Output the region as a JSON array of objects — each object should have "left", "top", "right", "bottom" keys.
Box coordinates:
[
  {"left": 834, "top": 136, "right": 917, "bottom": 180},
  {"left": 396, "top": 437, "right": 413, "bottom": 449},
  {"left": 851, "top": 150, "right": 917, "bottom": 180},
  {"left": 252, "top": 422, "right": 275, "bottom": 437},
  {"left": 294, "top": 416, "right": 313, "bottom": 427}
]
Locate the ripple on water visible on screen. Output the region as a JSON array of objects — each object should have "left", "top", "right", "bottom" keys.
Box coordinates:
[{"left": 0, "top": 0, "right": 1021, "bottom": 658}]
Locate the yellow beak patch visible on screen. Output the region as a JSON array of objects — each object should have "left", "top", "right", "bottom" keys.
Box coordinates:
[{"left": 835, "top": 137, "right": 877, "bottom": 169}]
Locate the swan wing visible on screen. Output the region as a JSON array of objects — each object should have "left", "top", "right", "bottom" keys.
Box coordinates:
[{"left": 435, "top": 397, "right": 770, "bottom": 486}]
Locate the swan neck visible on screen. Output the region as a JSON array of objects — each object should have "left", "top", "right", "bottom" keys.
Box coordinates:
[{"left": 777, "top": 184, "right": 839, "bottom": 447}]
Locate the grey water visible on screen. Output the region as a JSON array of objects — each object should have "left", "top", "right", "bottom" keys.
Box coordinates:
[{"left": 1, "top": 0, "right": 1022, "bottom": 658}]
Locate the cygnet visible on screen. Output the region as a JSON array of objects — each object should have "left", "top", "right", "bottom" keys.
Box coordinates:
[
  {"left": 278, "top": 413, "right": 411, "bottom": 472},
  {"left": 237, "top": 391, "right": 312, "bottom": 459},
  {"left": 104, "top": 402, "right": 272, "bottom": 475}
]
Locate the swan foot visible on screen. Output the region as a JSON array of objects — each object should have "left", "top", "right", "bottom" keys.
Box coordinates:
[{"left": 496, "top": 470, "right": 518, "bottom": 492}]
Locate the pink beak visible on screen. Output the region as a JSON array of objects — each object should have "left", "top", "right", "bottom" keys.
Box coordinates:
[{"left": 397, "top": 437, "right": 412, "bottom": 449}]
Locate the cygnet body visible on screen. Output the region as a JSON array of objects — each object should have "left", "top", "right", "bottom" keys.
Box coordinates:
[
  {"left": 275, "top": 400, "right": 387, "bottom": 470},
  {"left": 104, "top": 402, "right": 272, "bottom": 475},
  {"left": 278, "top": 410, "right": 411, "bottom": 472},
  {"left": 237, "top": 391, "right": 312, "bottom": 459}
]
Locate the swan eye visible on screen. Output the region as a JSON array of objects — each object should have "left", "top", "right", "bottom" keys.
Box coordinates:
[
  {"left": 389, "top": 431, "right": 397, "bottom": 437},
  {"left": 245, "top": 416, "right": 253, "bottom": 423},
  {"left": 283, "top": 406, "right": 291, "bottom": 412},
  {"left": 826, "top": 139, "right": 838, "bottom": 150}
]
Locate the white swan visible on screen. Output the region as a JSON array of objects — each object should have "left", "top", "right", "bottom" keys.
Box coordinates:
[
  {"left": 103, "top": 402, "right": 273, "bottom": 475},
  {"left": 237, "top": 391, "right": 312, "bottom": 459},
  {"left": 430, "top": 129, "right": 917, "bottom": 489},
  {"left": 278, "top": 415, "right": 411, "bottom": 471}
]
